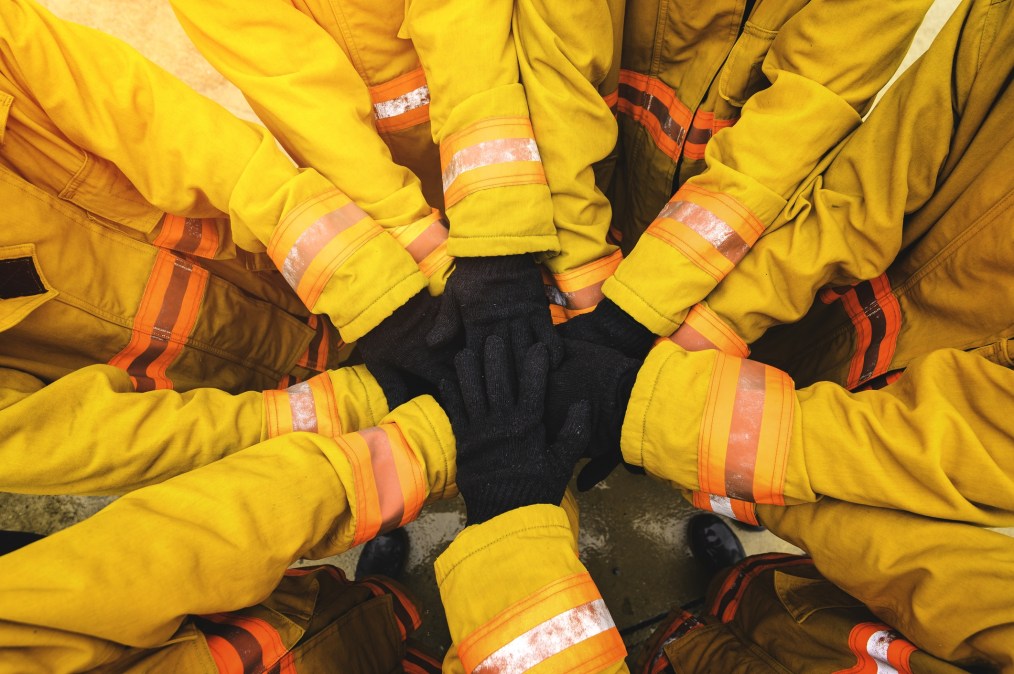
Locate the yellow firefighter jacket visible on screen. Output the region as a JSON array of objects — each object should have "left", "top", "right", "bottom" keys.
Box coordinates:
[{"left": 604, "top": 0, "right": 936, "bottom": 337}]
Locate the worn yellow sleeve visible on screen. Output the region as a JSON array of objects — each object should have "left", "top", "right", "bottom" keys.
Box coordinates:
[
  {"left": 167, "top": 0, "right": 433, "bottom": 231},
  {"left": 2, "top": 0, "right": 426, "bottom": 341},
  {"left": 604, "top": 0, "right": 935, "bottom": 336},
  {"left": 403, "top": 0, "right": 557, "bottom": 258},
  {"left": 623, "top": 343, "right": 1014, "bottom": 528},
  {"left": 0, "top": 364, "right": 386, "bottom": 496},
  {"left": 760, "top": 499, "right": 1014, "bottom": 669},
  {"left": 436, "top": 505, "right": 627, "bottom": 673},
  {"left": 693, "top": 0, "right": 997, "bottom": 345},
  {"left": 0, "top": 395, "right": 454, "bottom": 669},
  {"left": 513, "top": 0, "right": 620, "bottom": 277}
]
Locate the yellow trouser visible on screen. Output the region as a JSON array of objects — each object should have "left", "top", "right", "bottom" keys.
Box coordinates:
[
  {"left": 4, "top": 0, "right": 428, "bottom": 343},
  {"left": 638, "top": 554, "right": 971, "bottom": 673},
  {"left": 0, "top": 396, "right": 455, "bottom": 673}
]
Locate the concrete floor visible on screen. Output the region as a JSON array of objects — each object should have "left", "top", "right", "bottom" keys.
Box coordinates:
[{"left": 2, "top": 0, "right": 984, "bottom": 660}]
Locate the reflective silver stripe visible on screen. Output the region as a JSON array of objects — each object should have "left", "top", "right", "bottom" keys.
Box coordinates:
[
  {"left": 280, "top": 202, "right": 366, "bottom": 291},
  {"left": 442, "top": 137, "right": 541, "bottom": 192},
  {"left": 287, "top": 382, "right": 317, "bottom": 433},
  {"left": 867, "top": 630, "right": 901, "bottom": 674},
  {"left": 373, "top": 85, "right": 430, "bottom": 120},
  {"left": 472, "top": 599, "right": 616, "bottom": 674},
  {"left": 658, "top": 200, "right": 750, "bottom": 264},
  {"left": 708, "top": 494, "right": 736, "bottom": 520}
]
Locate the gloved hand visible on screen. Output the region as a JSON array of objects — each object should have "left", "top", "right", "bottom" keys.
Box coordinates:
[
  {"left": 558, "top": 297, "right": 656, "bottom": 360},
  {"left": 546, "top": 339, "right": 644, "bottom": 491},
  {"left": 357, "top": 290, "right": 456, "bottom": 408},
  {"left": 428, "top": 255, "right": 564, "bottom": 369},
  {"left": 440, "top": 337, "right": 591, "bottom": 525}
]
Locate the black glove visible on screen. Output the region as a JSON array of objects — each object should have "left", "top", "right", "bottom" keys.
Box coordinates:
[
  {"left": 358, "top": 291, "right": 456, "bottom": 408},
  {"left": 558, "top": 297, "right": 656, "bottom": 360},
  {"left": 440, "top": 337, "right": 591, "bottom": 526},
  {"left": 545, "top": 339, "right": 644, "bottom": 491},
  {"left": 428, "top": 255, "right": 564, "bottom": 368}
]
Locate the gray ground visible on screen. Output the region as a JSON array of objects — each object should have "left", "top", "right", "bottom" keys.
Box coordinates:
[{"left": 4, "top": 0, "right": 992, "bottom": 659}]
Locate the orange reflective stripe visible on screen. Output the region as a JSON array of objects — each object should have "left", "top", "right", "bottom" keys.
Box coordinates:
[
  {"left": 640, "top": 610, "right": 703, "bottom": 674},
  {"left": 391, "top": 210, "right": 449, "bottom": 265},
  {"left": 153, "top": 214, "right": 221, "bottom": 258},
  {"left": 709, "top": 553, "right": 813, "bottom": 622},
  {"left": 669, "top": 303, "right": 749, "bottom": 357},
  {"left": 440, "top": 117, "right": 547, "bottom": 208},
  {"left": 370, "top": 67, "right": 431, "bottom": 133},
  {"left": 602, "top": 89, "right": 619, "bottom": 115},
  {"left": 682, "top": 111, "right": 738, "bottom": 161},
  {"left": 108, "top": 250, "right": 209, "bottom": 391},
  {"left": 458, "top": 572, "right": 625, "bottom": 674},
  {"left": 263, "top": 372, "right": 342, "bottom": 439},
  {"left": 646, "top": 183, "right": 765, "bottom": 282},
  {"left": 339, "top": 424, "right": 426, "bottom": 547},
  {"left": 360, "top": 576, "right": 424, "bottom": 639},
  {"left": 698, "top": 354, "right": 794, "bottom": 505},
  {"left": 551, "top": 250, "right": 623, "bottom": 311},
  {"left": 836, "top": 623, "right": 917, "bottom": 674},
  {"left": 838, "top": 274, "right": 902, "bottom": 390},
  {"left": 268, "top": 192, "right": 382, "bottom": 309},
  {"left": 617, "top": 70, "right": 692, "bottom": 162},
  {"left": 198, "top": 613, "right": 291, "bottom": 674},
  {"left": 690, "top": 491, "right": 759, "bottom": 526},
  {"left": 294, "top": 314, "right": 340, "bottom": 373}
]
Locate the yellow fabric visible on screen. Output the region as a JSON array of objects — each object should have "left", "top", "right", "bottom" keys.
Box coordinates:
[
  {"left": 761, "top": 500, "right": 1014, "bottom": 671},
  {"left": 2, "top": 0, "right": 427, "bottom": 342},
  {"left": 603, "top": 0, "right": 935, "bottom": 336},
  {"left": 625, "top": 342, "right": 1014, "bottom": 527},
  {"left": 0, "top": 395, "right": 454, "bottom": 672},
  {"left": 436, "top": 505, "right": 627, "bottom": 674},
  {"left": 513, "top": 0, "right": 620, "bottom": 274},
  {"left": 0, "top": 363, "right": 385, "bottom": 496},
  {"left": 402, "top": 0, "right": 557, "bottom": 258},
  {"left": 703, "top": 0, "right": 1014, "bottom": 386}
]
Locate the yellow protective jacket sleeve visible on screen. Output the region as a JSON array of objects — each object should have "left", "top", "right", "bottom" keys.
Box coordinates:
[
  {"left": 623, "top": 342, "right": 1014, "bottom": 528},
  {"left": 3, "top": 0, "right": 426, "bottom": 342},
  {"left": 0, "top": 364, "right": 386, "bottom": 496},
  {"left": 685, "top": 0, "right": 1011, "bottom": 348},
  {"left": 603, "top": 0, "right": 934, "bottom": 336},
  {"left": 403, "top": 1, "right": 557, "bottom": 258},
  {"left": 436, "top": 504, "right": 627, "bottom": 673},
  {"left": 512, "top": 0, "right": 620, "bottom": 284},
  {"left": 0, "top": 395, "right": 454, "bottom": 672}
]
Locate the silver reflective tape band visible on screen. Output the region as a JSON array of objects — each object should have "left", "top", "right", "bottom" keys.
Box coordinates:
[
  {"left": 287, "top": 382, "right": 317, "bottom": 433},
  {"left": 708, "top": 494, "right": 736, "bottom": 520},
  {"left": 442, "top": 137, "right": 541, "bottom": 193},
  {"left": 867, "top": 630, "right": 900, "bottom": 674},
  {"left": 373, "top": 85, "right": 430, "bottom": 120},
  {"left": 472, "top": 599, "right": 616, "bottom": 674}
]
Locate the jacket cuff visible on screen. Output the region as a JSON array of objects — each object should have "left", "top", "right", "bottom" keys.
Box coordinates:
[
  {"left": 439, "top": 84, "right": 557, "bottom": 258},
  {"left": 603, "top": 163, "right": 784, "bottom": 336},
  {"left": 262, "top": 365, "right": 390, "bottom": 441},
  {"left": 622, "top": 342, "right": 796, "bottom": 510},
  {"left": 266, "top": 188, "right": 428, "bottom": 343},
  {"left": 389, "top": 209, "right": 455, "bottom": 296},
  {"left": 436, "top": 505, "right": 625, "bottom": 674}
]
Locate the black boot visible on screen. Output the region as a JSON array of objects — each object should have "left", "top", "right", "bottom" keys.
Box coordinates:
[
  {"left": 355, "top": 527, "right": 409, "bottom": 581},
  {"left": 687, "top": 514, "right": 745, "bottom": 576}
]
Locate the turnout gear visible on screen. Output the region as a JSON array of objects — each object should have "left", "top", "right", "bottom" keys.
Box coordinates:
[
  {"left": 428, "top": 255, "right": 564, "bottom": 366},
  {"left": 603, "top": 0, "right": 935, "bottom": 338},
  {"left": 358, "top": 290, "right": 455, "bottom": 407},
  {"left": 0, "top": 397, "right": 454, "bottom": 673},
  {"left": 441, "top": 338, "right": 590, "bottom": 525}
]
